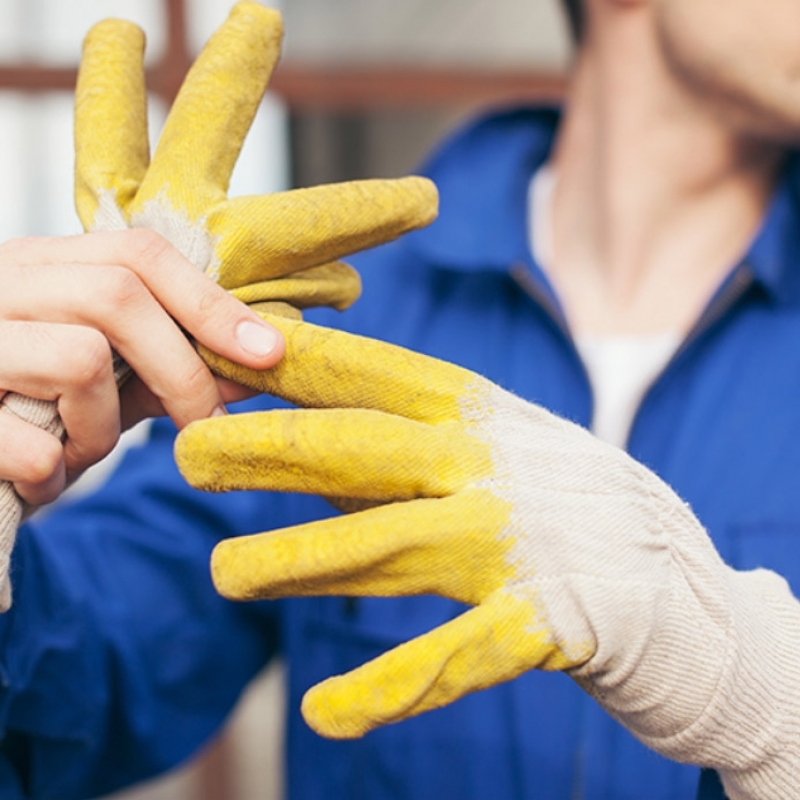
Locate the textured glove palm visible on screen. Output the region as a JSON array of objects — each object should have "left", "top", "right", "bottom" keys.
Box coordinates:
[{"left": 177, "top": 317, "right": 800, "bottom": 800}]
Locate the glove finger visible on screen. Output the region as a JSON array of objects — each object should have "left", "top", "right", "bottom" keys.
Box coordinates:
[
  {"left": 300, "top": 590, "right": 573, "bottom": 740},
  {"left": 132, "top": 2, "right": 282, "bottom": 220},
  {"left": 75, "top": 19, "right": 149, "bottom": 230},
  {"left": 209, "top": 493, "right": 512, "bottom": 605},
  {"left": 247, "top": 301, "right": 303, "bottom": 320},
  {"left": 175, "top": 408, "right": 491, "bottom": 499},
  {"left": 206, "top": 177, "right": 438, "bottom": 288},
  {"left": 197, "top": 317, "right": 486, "bottom": 424},
  {"left": 230, "top": 261, "right": 362, "bottom": 312}
]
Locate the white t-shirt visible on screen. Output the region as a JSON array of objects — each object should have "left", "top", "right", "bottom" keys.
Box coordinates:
[{"left": 528, "top": 166, "right": 680, "bottom": 449}]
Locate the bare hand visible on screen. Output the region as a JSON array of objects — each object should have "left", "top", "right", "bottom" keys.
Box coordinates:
[{"left": 0, "top": 229, "right": 284, "bottom": 504}]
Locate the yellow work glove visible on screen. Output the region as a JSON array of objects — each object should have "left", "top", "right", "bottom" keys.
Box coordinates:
[
  {"left": 176, "top": 317, "right": 800, "bottom": 798},
  {"left": 75, "top": 2, "right": 436, "bottom": 317},
  {"left": 0, "top": 2, "right": 437, "bottom": 610}
]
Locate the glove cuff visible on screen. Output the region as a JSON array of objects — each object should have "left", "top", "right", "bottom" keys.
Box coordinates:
[
  {"left": 709, "top": 567, "right": 800, "bottom": 799},
  {"left": 640, "top": 564, "right": 800, "bottom": 798},
  {"left": 0, "top": 394, "right": 66, "bottom": 611}
]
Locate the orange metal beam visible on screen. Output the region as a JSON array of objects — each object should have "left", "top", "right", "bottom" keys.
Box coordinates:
[
  {"left": 0, "top": 65, "right": 76, "bottom": 93},
  {"left": 270, "top": 63, "right": 565, "bottom": 111},
  {"left": 0, "top": 62, "right": 565, "bottom": 110}
]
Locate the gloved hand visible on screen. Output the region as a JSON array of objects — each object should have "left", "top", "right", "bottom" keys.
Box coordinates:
[
  {"left": 74, "top": 2, "right": 436, "bottom": 319},
  {"left": 177, "top": 317, "right": 800, "bottom": 800},
  {"left": 0, "top": 2, "right": 438, "bottom": 610}
]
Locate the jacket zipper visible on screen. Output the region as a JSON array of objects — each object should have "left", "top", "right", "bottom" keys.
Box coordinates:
[{"left": 508, "top": 260, "right": 756, "bottom": 446}]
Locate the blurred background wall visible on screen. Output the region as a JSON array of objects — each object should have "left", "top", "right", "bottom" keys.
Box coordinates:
[{"left": 0, "top": 1, "right": 571, "bottom": 797}]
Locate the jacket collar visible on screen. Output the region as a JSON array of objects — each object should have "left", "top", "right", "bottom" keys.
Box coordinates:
[
  {"left": 408, "top": 106, "right": 800, "bottom": 305},
  {"left": 408, "top": 106, "right": 559, "bottom": 273},
  {"left": 745, "top": 153, "right": 800, "bottom": 305}
]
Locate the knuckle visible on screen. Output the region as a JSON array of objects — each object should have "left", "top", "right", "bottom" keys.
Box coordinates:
[
  {"left": 123, "top": 228, "right": 176, "bottom": 273},
  {"left": 70, "top": 428, "right": 118, "bottom": 469},
  {"left": 95, "top": 433, "right": 118, "bottom": 462},
  {"left": 196, "top": 284, "right": 222, "bottom": 318},
  {"left": 189, "top": 278, "right": 237, "bottom": 339},
  {"left": 99, "top": 264, "right": 149, "bottom": 312},
  {"left": 64, "top": 328, "right": 113, "bottom": 387},
  {"left": 181, "top": 357, "right": 214, "bottom": 396},
  {"left": 194, "top": 288, "right": 239, "bottom": 338},
  {"left": 172, "top": 358, "right": 216, "bottom": 417},
  {"left": 20, "top": 436, "right": 63, "bottom": 485}
]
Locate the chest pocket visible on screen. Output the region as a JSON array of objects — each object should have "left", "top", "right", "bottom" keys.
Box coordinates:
[{"left": 727, "top": 521, "right": 800, "bottom": 597}]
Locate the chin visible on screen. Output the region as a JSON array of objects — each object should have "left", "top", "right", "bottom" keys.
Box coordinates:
[
  {"left": 676, "top": 55, "right": 800, "bottom": 147},
  {"left": 656, "top": 11, "right": 800, "bottom": 147},
  {"left": 722, "top": 88, "right": 800, "bottom": 148}
]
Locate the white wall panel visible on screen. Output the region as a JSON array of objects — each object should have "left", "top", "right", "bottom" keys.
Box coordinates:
[
  {"left": 0, "top": 0, "right": 289, "bottom": 238},
  {"left": 0, "top": 2, "right": 23, "bottom": 61},
  {"left": 188, "top": 0, "right": 282, "bottom": 54},
  {"left": 229, "top": 94, "right": 290, "bottom": 198},
  {"left": 0, "top": 0, "right": 165, "bottom": 65},
  {"left": 282, "top": 0, "right": 572, "bottom": 68},
  {"left": 189, "top": 0, "right": 289, "bottom": 199},
  {"left": 0, "top": 94, "right": 30, "bottom": 237}
]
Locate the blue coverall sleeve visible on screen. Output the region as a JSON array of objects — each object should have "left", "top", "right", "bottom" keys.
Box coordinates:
[{"left": 0, "top": 413, "right": 280, "bottom": 799}]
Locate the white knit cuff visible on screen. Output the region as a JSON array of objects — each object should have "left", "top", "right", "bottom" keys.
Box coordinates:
[
  {"left": 648, "top": 566, "right": 800, "bottom": 798},
  {"left": 0, "top": 393, "right": 64, "bottom": 611},
  {"left": 713, "top": 568, "right": 800, "bottom": 799}
]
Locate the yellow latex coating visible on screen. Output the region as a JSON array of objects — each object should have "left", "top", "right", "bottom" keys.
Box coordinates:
[
  {"left": 247, "top": 301, "right": 302, "bottom": 320},
  {"left": 74, "top": 3, "right": 439, "bottom": 316},
  {"left": 209, "top": 177, "right": 439, "bottom": 288},
  {"left": 177, "top": 318, "right": 598, "bottom": 739},
  {"left": 229, "top": 262, "right": 361, "bottom": 312},
  {"left": 198, "top": 315, "right": 481, "bottom": 424},
  {"left": 74, "top": 19, "right": 148, "bottom": 228},
  {"left": 210, "top": 493, "right": 513, "bottom": 607},
  {"left": 69, "top": 4, "right": 597, "bottom": 735},
  {"left": 301, "top": 590, "right": 580, "bottom": 739},
  {"left": 132, "top": 2, "right": 282, "bottom": 219},
  {"left": 177, "top": 407, "right": 493, "bottom": 499}
]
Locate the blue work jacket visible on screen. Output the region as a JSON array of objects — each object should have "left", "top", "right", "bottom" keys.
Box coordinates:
[{"left": 1, "top": 108, "right": 799, "bottom": 800}]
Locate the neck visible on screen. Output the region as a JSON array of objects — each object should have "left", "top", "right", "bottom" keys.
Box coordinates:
[{"left": 547, "top": 7, "right": 782, "bottom": 336}]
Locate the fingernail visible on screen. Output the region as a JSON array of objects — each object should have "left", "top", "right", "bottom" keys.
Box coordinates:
[
  {"left": 212, "top": 405, "right": 228, "bottom": 418},
  {"left": 235, "top": 319, "right": 281, "bottom": 358}
]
